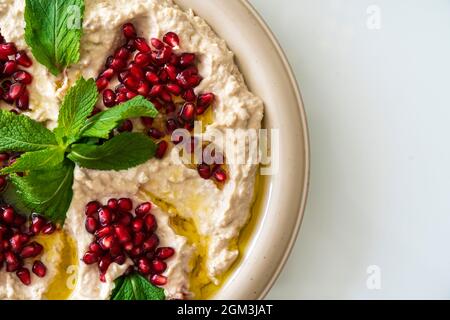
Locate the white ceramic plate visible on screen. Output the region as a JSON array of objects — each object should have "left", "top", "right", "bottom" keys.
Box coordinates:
[{"left": 176, "top": 0, "right": 310, "bottom": 299}]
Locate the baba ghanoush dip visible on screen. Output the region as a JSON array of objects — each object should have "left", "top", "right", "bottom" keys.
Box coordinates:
[{"left": 0, "top": 0, "right": 263, "bottom": 300}]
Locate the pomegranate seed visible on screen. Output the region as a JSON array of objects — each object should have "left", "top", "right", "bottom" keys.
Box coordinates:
[
  {"left": 0, "top": 43, "right": 17, "bottom": 56},
  {"left": 134, "top": 37, "right": 151, "bottom": 53},
  {"left": 156, "top": 247, "right": 175, "bottom": 260},
  {"left": 85, "top": 216, "right": 98, "bottom": 234},
  {"left": 116, "top": 92, "right": 127, "bottom": 104},
  {"left": 115, "top": 47, "right": 130, "bottom": 60},
  {"left": 135, "top": 52, "right": 152, "bottom": 67},
  {"left": 159, "top": 89, "right": 172, "bottom": 103},
  {"left": 85, "top": 201, "right": 100, "bottom": 216},
  {"left": 5, "top": 251, "right": 21, "bottom": 272},
  {"left": 8, "top": 83, "right": 24, "bottom": 100},
  {"left": 213, "top": 168, "right": 227, "bottom": 183},
  {"left": 16, "top": 267, "right": 31, "bottom": 285},
  {"left": 179, "top": 53, "right": 196, "bottom": 67},
  {"left": 131, "top": 218, "right": 144, "bottom": 233},
  {"left": 155, "top": 141, "right": 168, "bottom": 159},
  {"left": 135, "top": 202, "right": 152, "bottom": 217},
  {"left": 198, "top": 93, "right": 215, "bottom": 108},
  {"left": 149, "top": 84, "right": 163, "bottom": 97},
  {"left": 133, "top": 232, "right": 145, "bottom": 246},
  {"left": 163, "top": 32, "right": 180, "bottom": 48},
  {"left": 180, "top": 103, "right": 195, "bottom": 121},
  {"left": 107, "top": 198, "right": 118, "bottom": 210},
  {"left": 117, "top": 119, "right": 133, "bottom": 133},
  {"left": 154, "top": 46, "right": 172, "bottom": 65},
  {"left": 103, "top": 89, "right": 116, "bottom": 108},
  {"left": 2, "top": 207, "right": 15, "bottom": 224},
  {"left": 169, "top": 54, "right": 180, "bottom": 66},
  {"left": 123, "top": 241, "right": 134, "bottom": 252},
  {"left": 15, "top": 51, "right": 32, "bottom": 67},
  {"left": 99, "top": 235, "right": 116, "bottom": 250},
  {"left": 151, "top": 38, "right": 164, "bottom": 50},
  {"left": 123, "top": 23, "right": 137, "bottom": 39},
  {"left": 96, "top": 77, "right": 109, "bottom": 91},
  {"left": 114, "top": 255, "right": 126, "bottom": 265},
  {"left": 118, "top": 198, "right": 133, "bottom": 211},
  {"left": 32, "top": 261, "right": 46, "bottom": 277},
  {"left": 12, "top": 70, "right": 32, "bottom": 84},
  {"left": 126, "top": 90, "right": 137, "bottom": 100},
  {"left": 118, "top": 212, "right": 133, "bottom": 226},
  {"left": 42, "top": 222, "right": 56, "bottom": 235},
  {"left": 137, "top": 81, "right": 150, "bottom": 96},
  {"left": 82, "top": 251, "right": 99, "bottom": 265},
  {"left": 143, "top": 234, "right": 159, "bottom": 253},
  {"left": 151, "top": 259, "right": 167, "bottom": 274},
  {"left": 3, "top": 61, "right": 17, "bottom": 75},
  {"left": 98, "top": 207, "right": 113, "bottom": 226},
  {"left": 144, "top": 214, "right": 157, "bottom": 233},
  {"left": 20, "top": 242, "right": 43, "bottom": 259},
  {"left": 166, "top": 118, "right": 178, "bottom": 133},
  {"left": 182, "top": 88, "right": 196, "bottom": 102},
  {"left": 123, "top": 76, "right": 139, "bottom": 91},
  {"left": 145, "top": 71, "right": 159, "bottom": 84},
  {"left": 164, "top": 64, "right": 178, "bottom": 81},
  {"left": 148, "top": 128, "right": 164, "bottom": 139},
  {"left": 110, "top": 58, "right": 126, "bottom": 71},
  {"left": 114, "top": 225, "right": 131, "bottom": 243},
  {"left": 150, "top": 274, "right": 167, "bottom": 286},
  {"left": 16, "top": 90, "right": 30, "bottom": 110},
  {"left": 137, "top": 257, "right": 151, "bottom": 275},
  {"left": 130, "top": 246, "right": 143, "bottom": 258},
  {"left": 166, "top": 83, "right": 181, "bottom": 96},
  {"left": 118, "top": 71, "right": 129, "bottom": 83},
  {"left": 89, "top": 242, "right": 103, "bottom": 254},
  {"left": 10, "top": 234, "right": 29, "bottom": 252},
  {"left": 141, "top": 116, "right": 154, "bottom": 128},
  {"left": 95, "top": 226, "right": 114, "bottom": 238},
  {"left": 100, "top": 68, "right": 115, "bottom": 80},
  {"left": 198, "top": 164, "right": 212, "bottom": 179},
  {"left": 129, "top": 64, "right": 144, "bottom": 80}
]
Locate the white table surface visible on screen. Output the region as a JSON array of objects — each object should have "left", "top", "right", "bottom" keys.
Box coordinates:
[{"left": 249, "top": 0, "right": 450, "bottom": 299}]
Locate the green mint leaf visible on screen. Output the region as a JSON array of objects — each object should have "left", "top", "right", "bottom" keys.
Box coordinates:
[
  {"left": 10, "top": 160, "right": 75, "bottom": 224},
  {"left": 67, "top": 132, "right": 156, "bottom": 171},
  {"left": 54, "top": 77, "right": 98, "bottom": 145},
  {"left": 24, "top": 0, "right": 85, "bottom": 75},
  {"left": 0, "top": 147, "right": 65, "bottom": 175},
  {"left": 111, "top": 273, "right": 165, "bottom": 300},
  {"left": 0, "top": 110, "right": 57, "bottom": 153},
  {"left": 80, "top": 96, "right": 158, "bottom": 139}
]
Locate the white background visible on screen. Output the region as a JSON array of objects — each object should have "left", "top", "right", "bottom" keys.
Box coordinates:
[{"left": 249, "top": 0, "right": 450, "bottom": 299}]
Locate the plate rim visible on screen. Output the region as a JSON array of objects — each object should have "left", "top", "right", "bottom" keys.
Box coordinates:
[{"left": 237, "top": 0, "right": 311, "bottom": 299}]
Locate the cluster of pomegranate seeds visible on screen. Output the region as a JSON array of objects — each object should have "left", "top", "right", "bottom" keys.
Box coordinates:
[
  {"left": 95, "top": 23, "right": 216, "bottom": 160},
  {"left": 0, "top": 28, "right": 33, "bottom": 112},
  {"left": 82, "top": 198, "right": 175, "bottom": 286},
  {"left": 0, "top": 208, "right": 55, "bottom": 285}
]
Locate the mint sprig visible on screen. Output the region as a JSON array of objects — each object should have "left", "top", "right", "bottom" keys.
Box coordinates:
[
  {"left": 111, "top": 273, "right": 165, "bottom": 300},
  {"left": 68, "top": 132, "right": 157, "bottom": 171},
  {"left": 81, "top": 96, "right": 159, "bottom": 139},
  {"left": 55, "top": 78, "right": 99, "bottom": 145},
  {"left": 10, "top": 161, "right": 75, "bottom": 223},
  {"left": 0, "top": 110, "right": 58, "bottom": 153},
  {"left": 0, "top": 77, "right": 159, "bottom": 223},
  {"left": 24, "top": 0, "right": 85, "bottom": 75}
]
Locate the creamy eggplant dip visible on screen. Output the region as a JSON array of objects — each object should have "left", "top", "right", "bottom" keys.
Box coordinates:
[{"left": 0, "top": 0, "right": 263, "bottom": 300}]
